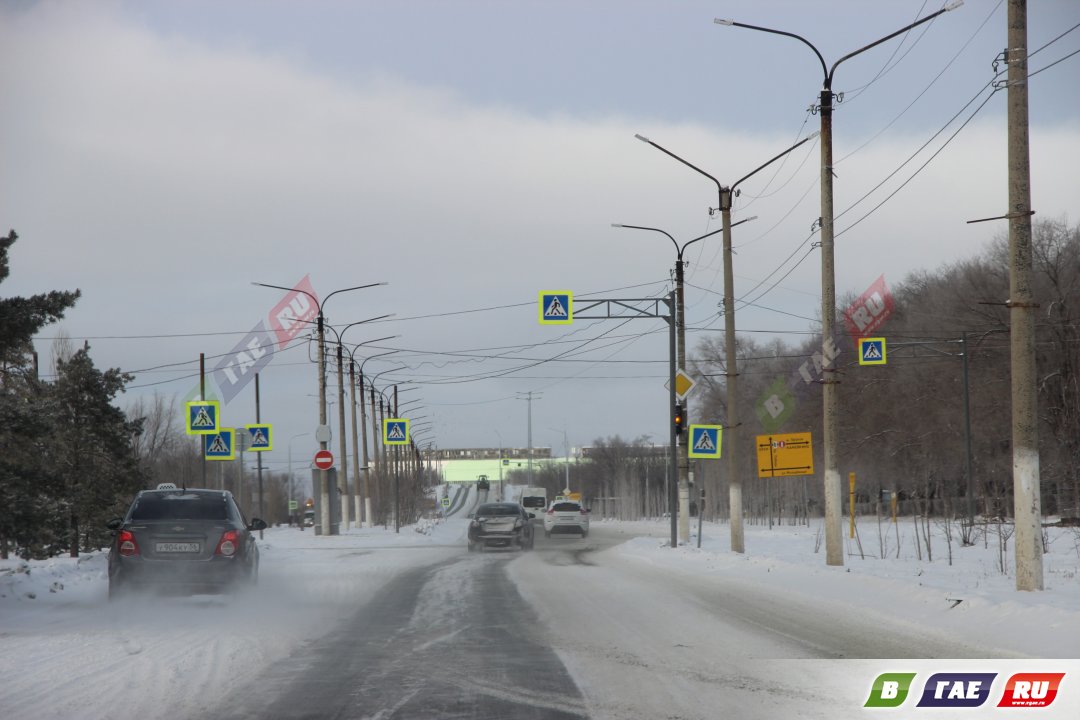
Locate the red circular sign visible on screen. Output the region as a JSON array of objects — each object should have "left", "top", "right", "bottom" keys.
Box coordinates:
[{"left": 313, "top": 449, "right": 334, "bottom": 470}]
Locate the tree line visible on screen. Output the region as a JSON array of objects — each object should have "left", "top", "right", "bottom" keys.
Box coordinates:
[
  {"left": 1, "top": 231, "right": 144, "bottom": 559},
  {"left": 689, "top": 217, "right": 1080, "bottom": 525},
  {"left": 1, "top": 229, "right": 435, "bottom": 560}
]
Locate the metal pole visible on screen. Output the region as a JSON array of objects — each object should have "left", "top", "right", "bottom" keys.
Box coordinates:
[
  {"left": 349, "top": 361, "right": 362, "bottom": 527},
  {"left": 668, "top": 290, "right": 678, "bottom": 548},
  {"left": 961, "top": 332, "right": 975, "bottom": 526},
  {"left": 200, "top": 353, "right": 206, "bottom": 487},
  {"left": 359, "top": 370, "right": 372, "bottom": 527},
  {"left": 255, "top": 373, "right": 265, "bottom": 539},
  {"left": 527, "top": 392, "right": 534, "bottom": 486},
  {"left": 1007, "top": 0, "right": 1043, "bottom": 591},
  {"left": 394, "top": 386, "right": 400, "bottom": 533},
  {"left": 317, "top": 312, "right": 330, "bottom": 536}
]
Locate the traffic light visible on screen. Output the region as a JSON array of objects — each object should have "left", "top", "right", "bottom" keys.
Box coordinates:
[
  {"left": 305, "top": 498, "right": 314, "bottom": 508},
  {"left": 674, "top": 403, "right": 685, "bottom": 435}
]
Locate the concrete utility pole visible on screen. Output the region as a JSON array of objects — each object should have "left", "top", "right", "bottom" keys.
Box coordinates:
[
  {"left": 518, "top": 392, "right": 541, "bottom": 485},
  {"left": 1007, "top": 0, "right": 1043, "bottom": 591},
  {"left": 336, "top": 343, "right": 350, "bottom": 529}
]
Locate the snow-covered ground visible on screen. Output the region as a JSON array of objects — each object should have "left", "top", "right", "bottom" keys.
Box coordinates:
[{"left": 2, "top": 512, "right": 1078, "bottom": 719}]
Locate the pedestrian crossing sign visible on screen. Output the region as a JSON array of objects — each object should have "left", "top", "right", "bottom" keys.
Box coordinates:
[
  {"left": 383, "top": 418, "right": 410, "bottom": 445},
  {"left": 204, "top": 428, "right": 235, "bottom": 461},
  {"left": 245, "top": 424, "right": 273, "bottom": 451},
  {"left": 688, "top": 424, "right": 723, "bottom": 459},
  {"left": 858, "top": 337, "right": 887, "bottom": 366},
  {"left": 185, "top": 400, "right": 220, "bottom": 435},
  {"left": 539, "top": 291, "right": 573, "bottom": 325}
]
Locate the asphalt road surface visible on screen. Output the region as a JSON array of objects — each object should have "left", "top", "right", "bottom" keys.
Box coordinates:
[
  {"left": 212, "top": 523, "right": 1004, "bottom": 720},
  {"left": 214, "top": 531, "right": 596, "bottom": 720}
]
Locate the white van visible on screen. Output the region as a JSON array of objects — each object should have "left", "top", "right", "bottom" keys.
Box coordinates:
[{"left": 519, "top": 487, "right": 548, "bottom": 523}]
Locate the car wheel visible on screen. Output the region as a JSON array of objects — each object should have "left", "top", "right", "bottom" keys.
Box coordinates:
[
  {"left": 467, "top": 541, "right": 476, "bottom": 553},
  {"left": 581, "top": 529, "right": 588, "bottom": 538}
]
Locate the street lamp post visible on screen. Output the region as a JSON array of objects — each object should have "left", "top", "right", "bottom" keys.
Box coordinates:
[
  {"left": 326, "top": 317, "right": 393, "bottom": 531},
  {"left": 630, "top": 131, "right": 817, "bottom": 551},
  {"left": 369, "top": 369, "right": 405, "bottom": 528},
  {"left": 252, "top": 281, "right": 386, "bottom": 536},
  {"left": 351, "top": 345, "right": 398, "bottom": 528},
  {"left": 610, "top": 224, "right": 720, "bottom": 542},
  {"left": 715, "top": 1, "right": 962, "bottom": 565}
]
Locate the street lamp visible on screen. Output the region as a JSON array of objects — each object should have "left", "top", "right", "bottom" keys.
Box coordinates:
[
  {"left": 715, "top": 1, "right": 962, "bottom": 566},
  {"left": 356, "top": 350, "right": 399, "bottom": 527},
  {"left": 629, "top": 130, "right": 817, "bottom": 549},
  {"left": 612, "top": 221, "right": 749, "bottom": 543},
  {"left": 326, "top": 316, "right": 393, "bottom": 531},
  {"left": 252, "top": 280, "right": 386, "bottom": 536}
]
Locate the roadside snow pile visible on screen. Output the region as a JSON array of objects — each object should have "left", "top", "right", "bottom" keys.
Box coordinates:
[
  {"left": 413, "top": 517, "right": 444, "bottom": 535},
  {"left": 0, "top": 551, "right": 107, "bottom": 602}
]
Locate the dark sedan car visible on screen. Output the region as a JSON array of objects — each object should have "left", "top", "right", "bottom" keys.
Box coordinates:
[
  {"left": 468, "top": 502, "right": 535, "bottom": 552},
  {"left": 107, "top": 484, "right": 267, "bottom": 599}
]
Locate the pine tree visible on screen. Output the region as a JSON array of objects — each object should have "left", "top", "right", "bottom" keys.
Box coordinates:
[{"left": 0, "top": 230, "right": 81, "bottom": 558}]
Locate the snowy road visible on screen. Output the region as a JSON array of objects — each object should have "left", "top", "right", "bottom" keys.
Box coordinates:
[{"left": 4, "top": 517, "right": 1079, "bottom": 719}]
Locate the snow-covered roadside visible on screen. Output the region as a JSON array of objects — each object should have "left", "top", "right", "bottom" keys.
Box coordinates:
[
  {"left": 0, "top": 519, "right": 465, "bottom": 720},
  {"left": 608, "top": 517, "right": 1080, "bottom": 657},
  {"left": 3, "top": 514, "right": 1078, "bottom": 719}
]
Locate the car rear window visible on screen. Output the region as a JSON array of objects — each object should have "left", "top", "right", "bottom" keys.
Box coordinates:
[
  {"left": 552, "top": 502, "right": 581, "bottom": 511},
  {"left": 476, "top": 505, "right": 520, "bottom": 517},
  {"left": 521, "top": 497, "right": 546, "bottom": 508},
  {"left": 130, "top": 493, "right": 230, "bottom": 521}
]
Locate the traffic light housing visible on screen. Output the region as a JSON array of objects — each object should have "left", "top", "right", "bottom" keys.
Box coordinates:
[{"left": 674, "top": 403, "right": 685, "bottom": 436}]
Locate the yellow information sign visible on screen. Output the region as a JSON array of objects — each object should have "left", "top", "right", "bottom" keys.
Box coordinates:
[{"left": 756, "top": 432, "right": 814, "bottom": 478}]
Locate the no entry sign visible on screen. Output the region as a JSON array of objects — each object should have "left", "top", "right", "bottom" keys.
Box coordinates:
[{"left": 313, "top": 449, "right": 334, "bottom": 470}]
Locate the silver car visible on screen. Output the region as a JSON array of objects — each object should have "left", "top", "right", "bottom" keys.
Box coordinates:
[{"left": 468, "top": 502, "right": 535, "bottom": 552}]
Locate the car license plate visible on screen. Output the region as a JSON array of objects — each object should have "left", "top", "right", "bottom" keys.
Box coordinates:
[{"left": 156, "top": 542, "right": 200, "bottom": 553}]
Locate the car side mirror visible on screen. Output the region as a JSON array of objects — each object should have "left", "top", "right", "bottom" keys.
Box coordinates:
[
  {"left": 106, "top": 517, "right": 123, "bottom": 531},
  {"left": 249, "top": 518, "right": 268, "bottom": 531}
]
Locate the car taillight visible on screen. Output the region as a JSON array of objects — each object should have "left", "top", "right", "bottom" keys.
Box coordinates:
[
  {"left": 581, "top": 509, "right": 588, "bottom": 515},
  {"left": 215, "top": 530, "right": 239, "bottom": 557},
  {"left": 119, "top": 530, "right": 139, "bottom": 557},
  {"left": 546, "top": 508, "right": 555, "bottom": 514}
]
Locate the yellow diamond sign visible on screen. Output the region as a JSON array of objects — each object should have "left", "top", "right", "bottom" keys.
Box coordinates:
[{"left": 672, "top": 370, "right": 696, "bottom": 400}]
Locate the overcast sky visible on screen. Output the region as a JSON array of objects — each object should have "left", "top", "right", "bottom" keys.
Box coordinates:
[{"left": 2, "top": 0, "right": 1078, "bottom": 474}]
